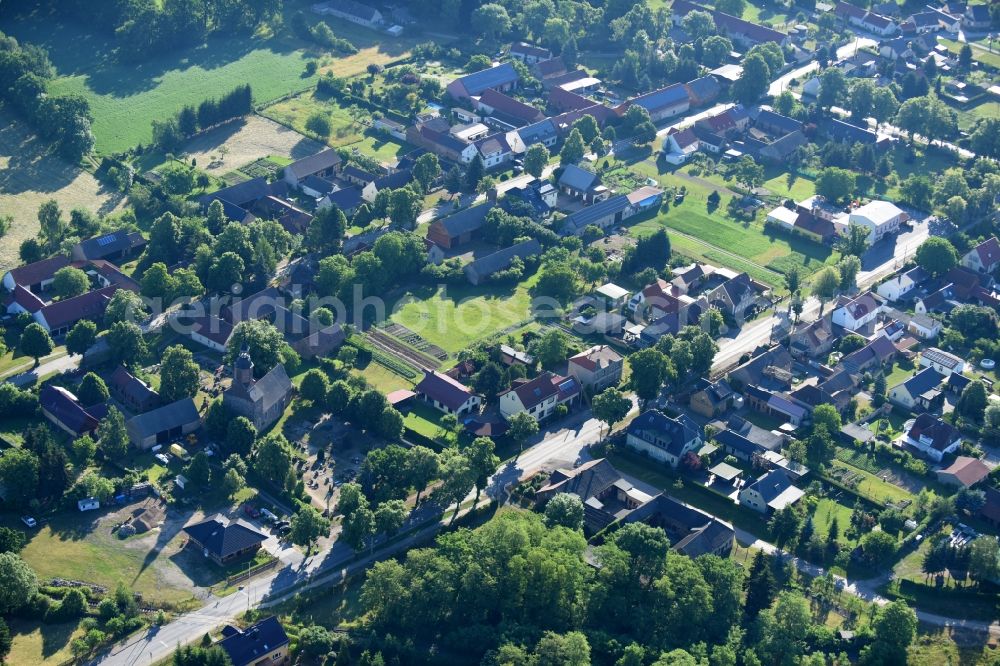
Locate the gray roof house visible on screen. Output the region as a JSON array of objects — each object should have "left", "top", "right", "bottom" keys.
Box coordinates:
[
  {"left": 889, "top": 367, "right": 945, "bottom": 412},
  {"left": 126, "top": 398, "right": 200, "bottom": 450},
  {"left": 71, "top": 230, "right": 146, "bottom": 262},
  {"left": 625, "top": 409, "right": 703, "bottom": 468}
]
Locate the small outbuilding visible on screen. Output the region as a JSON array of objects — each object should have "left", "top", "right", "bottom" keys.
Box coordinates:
[{"left": 77, "top": 497, "right": 100, "bottom": 512}]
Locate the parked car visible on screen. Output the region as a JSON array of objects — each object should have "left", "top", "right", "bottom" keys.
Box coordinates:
[
  {"left": 273, "top": 520, "right": 290, "bottom": 530},
  {"left": 21, "top": 516, "right": 37, "bottom": 528},
  {"left": 154, "top": 453, "right": 170, "bottom": 466}
]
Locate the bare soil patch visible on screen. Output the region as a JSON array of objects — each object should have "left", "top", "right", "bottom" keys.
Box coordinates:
[
  {"left": 180, "top": 115, "right": 323, "bottom": 176},
  {"left": 0, "top": 109, "right": 125, "bottom": 272}
]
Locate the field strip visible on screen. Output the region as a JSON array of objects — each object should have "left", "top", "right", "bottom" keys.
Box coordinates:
[{"left": 667, "top": 228, "right": 784, "bottom": 282}]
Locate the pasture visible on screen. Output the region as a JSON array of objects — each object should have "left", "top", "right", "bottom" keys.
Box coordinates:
[
  {"left": 0, "top": 109, "right": 125, "bottom": 272},
  {"left": 391, "top": 275, "right": 538, "bottom": 355},
  {"left": 0, "top": 12, "right": 416, "bottom": 154}
]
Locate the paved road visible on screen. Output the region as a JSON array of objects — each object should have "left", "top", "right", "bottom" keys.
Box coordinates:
[
  {"left": 3, "top": 353, "right": 78, "bottom": 387},
  {"left": 91, "top": 400, "right": 634, "bottom": 666},
  {"left": 711, "top": 215, "right": 936, "bottom": 374},
  {"left": 768, "top": 38, "right": 878, "bottom": 97}
]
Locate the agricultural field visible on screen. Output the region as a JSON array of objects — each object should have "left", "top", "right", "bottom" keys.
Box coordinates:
[
  {"left": 0, "top": 12, "right": 416, "bottom": 154},
  {"left": 391, "top": 275, "right": 538, "bottom": 355},
  {"left": 0, "top": 110, "right": 125, "bottom": 272}
]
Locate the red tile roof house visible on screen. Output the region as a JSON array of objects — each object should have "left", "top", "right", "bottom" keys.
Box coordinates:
[
  {"left": 40, "top": 385, "right": 101, "bottom": 437},
  {"left": 413, "top": 369, "right": 482, "bottom": 416},
  {"left": 567, "top": 345, "right": 624, "bottom": 393},
  {"left": 2, "top": 255, "right": 71, "bottom": 293},
  {"left": 936, "top": 456, "right": 990, "bottom": 488},
  {"left": 3, "top": 284, "right": 46, "bottom": 316},
  {"left": 962, "top": 237, "right": 1000, "bottom": 275},
  {"left": 499, "top": 371, "right": 581, "bottom": 421},
  {"left": 34, "top": 285, "right": 123, "bottom": 337},
  {"left": 474, "top": 88, "right": 545, "bottom": 126}
]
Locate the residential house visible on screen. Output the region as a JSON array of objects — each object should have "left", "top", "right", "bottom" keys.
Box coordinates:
[
  {"left": 475, "top": 134, "right": 515, "bottom": 169},
  {"left": 754, "top": 109, "right": 803, "bottom": 136},
  {"left": 758, "top": 131, "right": 809, "bottom": 165},
  {"left": 464, "top": 239, "right": 542, "bottom": 285},
  {"left": 198, "top": 176, "right": 276, "bottom": 223},
  {"left": 3, "top": 284, "right": 45, "bottom": 316},
  {"left": 71, "top": 230, "right": 146, "bottom": 262},
  {"left": 904, "top": 412, "right": 962, "bottom": 461},
  {"left": 446, "top": 63, "right": 519, "bottom": 101},
  {"left": 727, "top": 345, "right": 794, "bottom": 391},
  {"left": 183, "top": 315, "right": 234, "bottom": 353},
  {"left": 831, "top": 292, "right": 882, "bottom": 331},
  {"left": 850, "top": 200, "right": 907, "bottom": 242},
  {"left": 34, "top": 285, "right": 122, "bottom": 337},
  {"left": 560, "top": 195, "right": 632, "bottom": 236},
  {"left": 944, "top": 265, "right": 983, "bottom": 301},
  {"left": 516, "top": 119, "right": 559, "bottom": 149},
  {"left": 502, "top": 178, "right": 557, "bottom": 217},
  {"left": 981, "top": 487, "right": 1000, "bottom": 528},
  {"left": 510, "top": 42, "right": 552, "bottom": 65},
  {"left": 373, "top": 117, "right": 407, "bottom": 141},
  {"left": 317, "top": 186, "right": 365, "bottom": 216},
  {"left": 406, "top": 120, "right": 479, "bottom": 164},
  {"left": 227, "top": 287, "right": 345, "bottom": 359},
  {"left": 183, "top": 515, "right": 268, "bottom": 566},
  {"left": 617, "top": 83, "right": 690, "bottom": 122},
  {"left": 663, "top": 127, "right": 701, "bottom": 165},
  {"left": 743, "top": 385, "right": 808, "bottom": 426},
  {"left": 361, "top": 169, "right": 414, "bottom": 203},
  {"left": 536, "top": 458, "right": 655, "bottom": 532},
  {"left": 840, "top": 333, "right": 897, "bottom": 374},
  {"left": 908, "top": 312, "right": 942, "bottom": 340},
  {"left": 282, "top": 148, "right": 342, "bottom": 189},
  {"left": 2, "top": 255, "right": 71, "bottom": 293},
  {"left": 625, "top": 409, "right": 703, "bottom": 468},
  {"left": 739, "top": 468, "right": 804, "bottom": 514},
  {"left": 534, "top": 56, "right": 568, "bottom": 82},
  {"left": 426, "top": 203, "right": 493, "bottom": 248},
  {"left": 499, "top": 344, "right": 535, "bottom": 367},
  {"left": 414, "top": 369, "right": 482, "bottom": 416},
  {"left": 558, "top": 165, "right": 608, "bottom": 203},
  {"left": 217, "top": 617, "right": 289, "bottom": 666},
  {"left": 706, "top": 272, "right": 763, "bottom": 323},
  {"left": 498, "top": 371, "right": 580, "bottom": 420},
  {"left": 880, "top": 36, "right": 915, "bottom": 60},
  {"left": 877, "top": 266, "right": 930, "bottom": 301},
  {"left": 689, "top": 378, "right": 735, "bottom": 418},
  {"left": 126, "top": 398, "right": 200, "bottom": 450},
  {"left": 624, "top": 494, "right": 735, "bottom": 557},
  {"left": 920, "top": 347, "right": 965, "bottom": 376},
  {"left": 223, "top": 350, "right": 293, "bottom": 431},
  {"left": 475, "top": 89, "right": 545, "bottom": 126},
  {"left": 789, "top": 316, "right": 836, "bottom": 358},
  {"left": 962, "top": 237, "right": 1000, "bottom": 275},
  {"left": 914, "top": 284, "right": 955, "bottom": 314},
  {"left": 567, "top": 345, "right": 624, "bottom": 392},
  {"left": 889, "top": 367, "right": 945, "bottom": 411},
  {"left": 40, "top": 385, "right": 102, "bottom": 437},
  {"left": 109, "top": 365, "right": 160, "bottom": 413},
  {"left": 548, "top": 86, "right": 595, "bottom": 113},
  {"left": 823, "top": 118, "right": 881, "bottom": 146},
  {"left": 964, "top": 3, "right": 992, "bottom": 30},
  {"left": 713, "top": 428, "right": 767, "bottom": 461},
  {"left": 937, "top": 456, "right": 990, "bottom": 488},
  {"left": 312, "top": 0, "right": 382, "bottom": 25}
]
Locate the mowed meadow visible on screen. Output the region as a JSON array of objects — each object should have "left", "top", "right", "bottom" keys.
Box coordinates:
[{"left": 0, "top": 10, "right": 418, "bottom": 154}]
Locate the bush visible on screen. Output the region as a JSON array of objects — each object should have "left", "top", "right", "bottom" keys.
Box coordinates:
[{"left": 305, "top": 113, "right": 332, "bottom": 137}]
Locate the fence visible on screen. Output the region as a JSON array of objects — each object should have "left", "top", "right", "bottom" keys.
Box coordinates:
[{"left": 226, "top": 557, "right": 279, "bottom": 586}]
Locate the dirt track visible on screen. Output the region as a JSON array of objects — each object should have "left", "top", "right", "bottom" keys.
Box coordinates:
[{"left": 180, "top": 115, "right": 323, "bottom": 176}]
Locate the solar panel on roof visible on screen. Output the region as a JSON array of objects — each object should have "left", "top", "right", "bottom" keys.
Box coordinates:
[
  {"left": 97, "top": 234, "right": 116, "bottom": 246},
  {"left": 559, "top": 380, "right": 575, "bottom": 390}
]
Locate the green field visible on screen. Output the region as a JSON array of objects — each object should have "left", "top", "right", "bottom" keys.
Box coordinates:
[
  {"left": 763, "top": 170, "right": 816, "bottom": 201},
  {"left": 391, "top": 275, "right": 537, "bottom": 355},
  {"left": 7, "top": 618, "right": 83, "bottom": 665},
  {"left": 0, "top": 12, "right": 415, "bottom": 153},
  {"left": 940, "top": 39, "right": 1000, "bottom": 70},
  {"left": 830, "top": 459, "right": 915, "bottom": 508}
]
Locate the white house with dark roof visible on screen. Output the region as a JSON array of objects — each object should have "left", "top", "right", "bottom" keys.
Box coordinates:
[
  {"left": 2, "top": 255, "right": 71, "bottom": 293},
  {"left": 919, "top": 347, "right": 965, "bottom": 376},
  {"left": 877, "top": 266, "right": 929, "bottom": 302},
  {"left": 962, "top": 237, "right": 1000, "bottom": 275},
  {"left": 889, "top": 367, "right": 944, "bottom": 412},
  {"left": 904, "top": 412, "right": 962, "bottom": 461},
  {"left": 831, "top": 292, "right": 882, "bottom": 331},
  {"left": 625, "top": 409, "right": 702, "bottom": 468},
  {"left": 739, "top": 468, "right": 804, "bottom": 514},
  {"left": 498, "top": 371, "right": 580, "bottom": 421},
  {"left": 414, "top": 369, "right": 481, "bottom": 416}
]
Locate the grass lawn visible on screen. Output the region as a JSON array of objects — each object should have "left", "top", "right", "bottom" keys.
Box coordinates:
[
  {"left": 829, "top": 459, "right": 915, "bottom": 508},
  {"left": 350, "top": 360, "right": 414, "bottom": 394},
  {"left": 885, "top": 357, "right": 918, "bottom": 388},
  {"left": 908, "top": 630, "right": 1000, "bottom": 666},
  {"left": 402, "top": 402, "right": 456, "bottom": 446},
  {"left": 261, "top": 91, "right": 367, "bottom": 147},
  {"left": 8, "top": 511, "right": 201, "bottom": 608},
  {"left": 763, "top": 170, "right": 816, "bottom": 201},
  {"left": 0, "top": 10, "right": 415, "bottom": 154},
  {"left": 391, "top": 274, "right": 538, "bottom": 355},
  {"left": 266, "top": 574, "right": 365, "bottom": 630},
  {"left": 628, "top": 164, "right": 838, "bottom": 286},
  {"left": 956, "top": 101, "right": 1000, "bottom": 131},
  {"left": 7, "top": 618, "right": 84, "bottom": 665},
  {"left": 812, "top": 497, "right": 857, "bottom": 545},
  {"left": 940, "top": 38, "right": 1000, "bottom": 69}
]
